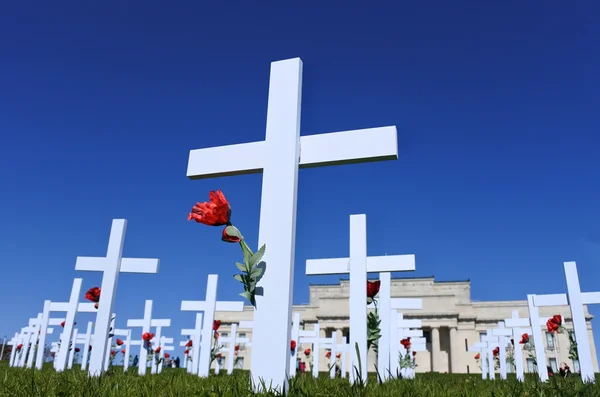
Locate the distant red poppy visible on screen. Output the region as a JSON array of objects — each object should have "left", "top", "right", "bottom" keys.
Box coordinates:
[
  {"left": 336, "top": 353, "right": 341, "bottom": 359},
  {"left": 547, "top": 314, "right": 562, "bottom": 333},
  {"left": 519, "top": 333, "right": 529, "bottom": 344},
  {"left": 75, "top": 347, "right": 80, "bottom": 353},
  {"left": 184, "top": 349, "right": 189, "bottom": 355},
  {"left": 400, "top": 337, "right": 411, "bottom": 350},
  {"left": 116, "top": 338, "right": 124, "bottom": 346},
  {"left": 165, "top": 353, "right": 170, "bottom": 359},
  {"left": 61, "top": 321, "right": 65, "bottom": 328},
  {"left": 185, "top": 340, "right": 193, "bottom": 347},
  {"left": 213, "top": 320, "right": 222, "bottom": 331},
  {"left": 110, "top": 350, "right": 116, "bottom": 356},
  {"left": 155, "top": 347, "right": 161, "bottom": 354},
  {"left": 187, "top": 191, "right": 231, "bottom": 226},
  {"left": 367, "top": 280, "right": 381, "bottom": 299},
  {"left": 474, "top": 353, "right": 480, "bottom": 359},
  {"left": 290, "top": 340, "right": 297, "bottom": 351},
  {"left": 325, "top": 351, "right": 331, "bottom": 358},
  {"left": 85, "top": 287, "right": 101, "bottom": 303},
  {"left": 412, "top": 351, "right": 417, "bottom": 357},
  {"left": 493, "top": 347, "right": 500, "bottom": 357},
  {"left": 234, "top": 345, "right": 240, "bottom": 352},
  {"left": 304, "top": 349, "right": 311, "bottom": 356},
  {"left": 16, "top": 344, "right": 23, "bottom": 351},
  {"left": 121, "top": 349, "right": 126, "bottom": 355},
  {"left": 217, "top": 353, "right": 222, "bottom": 359},
  {"left": 142, "top": 332, "right": 154, "bottom": 342}
]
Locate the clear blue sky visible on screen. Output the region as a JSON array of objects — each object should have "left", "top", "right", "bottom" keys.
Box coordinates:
[{"left": 1, "top": 1, "right": 599, "bottom": 364}]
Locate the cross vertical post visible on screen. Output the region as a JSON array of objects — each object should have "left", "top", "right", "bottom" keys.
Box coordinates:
[
  {"left": 127, "top": 300, "right": 154, "bottom": 376},
  {"left": 288, "top": 312, "right": 300, "bottom": 377},
  {"left": 504, "top": 310, "right": 533, "bottom": 382},
  {"left": 75, "top": 219, "right": 160, "bottom": 377}
]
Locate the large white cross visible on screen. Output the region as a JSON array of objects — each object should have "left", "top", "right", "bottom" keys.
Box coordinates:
[
  {"left": 373, "top": 272, "right": 422, "bottom": 380},
  {"left": 75, "top": 219, "right": 160, "bottom": 377},
  {"left": 504, "top": 310, "right": 533, "bottom": 382},
  {"left": 531, "top": 261, "right": 599, "bottom": 383},
  {"left": 306, "top": 214, "right": 415, "bottom": 383},
  {"left": 180, "top": 274, "right": 244, "bottom": 378},
  {"left": 186, "top": 57, "right": 399, "bottom": 391},
  {"left": 113, "top": 328, "right": 132, "bottom": 371}
]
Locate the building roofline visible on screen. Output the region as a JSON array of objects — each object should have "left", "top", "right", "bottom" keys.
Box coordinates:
[{"left": 308, "top": 275, "right": 470, "bottom": 287}]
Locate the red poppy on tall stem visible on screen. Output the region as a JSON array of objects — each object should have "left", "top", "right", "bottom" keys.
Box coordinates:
[
  {"left": 121, "top": 349, "right": 126, "bottom": 355},
  {"left": 412, "top": 351, "right": 417, "bottom": 357},
  {"left": 187, "top": 191, "right": 231, "bottom": 226},
  {"left": 493, "top": 347, "right": 500, "bottom": 357},
  {"left": 110, "top": 350, "right": 116, "bottom": 356},
  {"left": 400, "top": 337, "right": 411, "bottom": 350},
  {"left": 75, "top": 347, "right": 80, "bottom": 353},
  {"left": 116, "top": 338, "right": 124, "bottom": 346},
  {"left": 85, "top": 287, "right": 101, "bottom": 303},
  {"left": 325, "top": 351, "right": 331, "bottom": 358},
  {"left": 142, "top": 332, "right": 154, "bottom": 342},
  {"left": 16, "top": 344, "right": 22, "bottom": 351},
  {"left": 184, "top": 349, "right": 189, "bottom": 355},
  {"left": 155, "top": 347, "right": 161, "bottom": 354},
  {"left": 290, "top": 340, "right": 297, "bottom": 351},
  {"left": 474, "top": 353, "right": 480, "bottom": 360},
  {"left": 336, "top": 353, "right": 341, "bottom": 359},
  {"left": 234, "top": 345, "right": 240, "bottom": 352},
  {"left": 304, "top": 349, "right": 311, "bottom": 356},
  {"left": 547, "top": 315, "right": 561, "bottom": 333},
  {"left": 213, "top": 320, "right": 222, "bottom": 331},
  {"left": 519, "top": 333, "right": 530, "bottom": 344},
  {"left": 165, "top": 353, "right": 170, "bottom": 359},
  {"left": 367, "top": 280, "right": 381, "bottom": 299},
  {"left": 185, "top": 340, "right": 193, "bottom": 347}
]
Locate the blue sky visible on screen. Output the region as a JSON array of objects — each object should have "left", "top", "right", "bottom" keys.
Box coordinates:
[{"left": 1, "top": 1, "right": 599, "bottom": 363}]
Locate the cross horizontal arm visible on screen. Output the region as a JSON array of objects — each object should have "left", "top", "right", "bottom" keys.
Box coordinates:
[
  {"left": 397, "top": 319, "right": 421, "bottom": 328},
  {"left": 298, "top": 330, "right": 317, "bottom": 338},
  {"left": 306, "top": 254, "right": 415, "bottom": 275},
  {"left": 75, "top": 257, "right": 159, "bottom": 273},
  {"left": 238, "top": 321, "right": 253, "bottom": 329},
  {"left": 299, "top": 126, "right": 398, "bottom": 168},
  {"left": 181, "top": 301, "right": 204, "bottom": 311},
  {"left": 49, "top": 302, "right": 70, "bottom": 312},
  {"left": 582, "top": 292, "right": 600, "bottom": 305},
  {"left": 127, "top": 320, "right": 145, "bottom": 327},
  {"left": 151, "top": 320, "right": 171, "bottom": 327},
  {"left": 181, "top": 329, "right": 194, "bottom": 335},
  {"left": 215, "top": 301, "right": 244, "bottom": 312},
  {"left": 48, "top": 319, "right": 66, "bottom": 326},
  {"left": 533, "top": 294, "right": 568, "bottom": 307},
  {"left": 78, "top": 303, "right": 97, "bottom": 312},
  {"left": 391, "top": 298, "right": 422, "bottom": 310},
  {"left": 187, "top": 141, "right": 265, "bottom": 179}
]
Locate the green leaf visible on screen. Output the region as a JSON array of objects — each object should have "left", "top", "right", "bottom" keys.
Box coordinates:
[
  {"left": 249, "top": 244, "right": 266, "bottom": 266},
  {"left": 233, "top": 274, "right": 244, "bottom": 283},
  {"left": 235, "top": 262, "right": 247, "bottom": 272},
  {"left": 239, "top": 291, "right": 253, "bottom": 302},
  {"left": 250, "top": 264, "right": 264, "bottom": 279}
]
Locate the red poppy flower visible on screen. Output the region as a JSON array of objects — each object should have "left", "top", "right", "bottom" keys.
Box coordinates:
[
  {"left": 88, "top": 345, "right": 92, "bottom": 351},
  {"left": 110, "top": 350, "right": 116, "bottom": 356},
  {"left": 185, "top": 340, "right": 193, "bottom": 347},
  {"left": 165, "top": 353, "right": 170, "bottom": 359},
  {"left": 367, "top": 280, "right": 381, "bottom": 299},
  {"left": 221, "top": 227, "right": 241, "bottom": 243},
  {"left": 217, "top": 353, "right": 222, "bottom": 359},
  {"left": 116, "top": 338, "right": 124, "bottom": 346},
  {"left": 400, "top": 337, "right": 411, "bottom": 350},
  {"left": 85, "top": 287, "right": 101, "bottom": 303},
  {"left": 552, "top": 315, "right": 562, "bottom": 325},
  {"left": 214, "top": 332, "right": 219, "bottom": 339},
  {"left": 547, "top": 318, "right": 560, "bottom": 333},
  {"left": 51, "top": 352, "right": 55, "bottom": 357},
  {"left": 290, "top": 340, "right": 297, "bottom": 351},
  {"left": 234, "top": 345, "right": 240, "bottom": 351},
  {"left": 184, "top": 349, "right": 189, "bottom": 355},
  {"left": 304, "top": 349, "right": 311, "bottom": 355},
  {"left": 187, "top": 191, "right": 231, "bottom": 226},
  {"left": 325, "top": 351, "right": 331, "bottom": 358},
  {"left": 142, "top": 332, "right": 154, "bottom": 342},
  {"left": 61, "top": 321, "right": 65, "bottom": 328},
  {"left": 16, "top": 344, "right": 23, "bottom": 351},
  {"left": 519, "top": 333, "right": 529, "bottom": 344},
  {"left": 154, "top": 347, "right": 161, "bottom": 354},
  {"left": 121, "top": 349, "right": 126, "bottom": 354},
  {"left": 474, "top": 353, "right": 480, "bottom": 359},
  {"left": 213, "top": 320, "right": 222, "bottom": 331},
  {"left": 75, "top": 347, "right": 80, "bottom": 353},
  {"left": 336, "top": 353, "right": 341, "bottom": 359},
  {"left": 493, "top": 347, "right": 500, "bottom": 357},
  {"left": 412, "top": 351, "right": 417, "bottom": 357}
]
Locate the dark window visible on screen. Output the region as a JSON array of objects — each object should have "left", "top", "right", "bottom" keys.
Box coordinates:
[{"left": 423, "top": 330, "right": 431, "bottom": 343}]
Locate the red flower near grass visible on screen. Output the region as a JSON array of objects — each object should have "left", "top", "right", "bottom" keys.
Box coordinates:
[
  {"left": 155, "top": 347, "right": 161, "bottom": 354},
  {"left": 367, "top": 280, "right": 381, "bottom": 299},
  {"left": 519, "top": 333, "right": 529, "bottom": 344},
  {"left": 142, "top": 332, "right": 154, "bottom": 342},
  {"left": 213, "top": 320, "right": 222, "bottom": 331},
  {"left": 121, "top": 349, "right": 126, "bottom": 355},
  {"left": 187, "top": 191, "right": 231, "bottom": 227},
  {"left": 547, "top": 315, "right": 562, "bottom": 333},
  {"left": 110, "top": 350, "right": 116, "bottom": 356},
  {"left": 165, "top": 353, "right": 170, "bottom": 359},
  {"left": 325, "top": 351, "right": 331, "bottom": 358},
  {"left": 474, "top": 353, "right": 480, "bottom": 359},
  {"left": 290, "top": 340, "right": 297, "bottom": 351},
  {"left": 304, "top": 349, "right": 311, "bottom": 356},
  {"left": 185, "top": 340, "right": 193, "bottom": 347},
  {"left": 493, "top": 347, "right": 500, "bottom": 357},
  {"left": 400, "top": 337, "right": 411, "bottom": 350},
  {"left": 234, "top": 345, "right": 240, "bottom": 352},
  {"left": 16, "top": 344, "right": 23, "bottom": 351},
  {"left": 116, "top": 338, "right": 124, "bottom": 346}
]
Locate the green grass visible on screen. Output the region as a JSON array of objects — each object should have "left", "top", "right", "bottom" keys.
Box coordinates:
[{"left": 1, "top": 362, "right": 600, "bottom": 397}]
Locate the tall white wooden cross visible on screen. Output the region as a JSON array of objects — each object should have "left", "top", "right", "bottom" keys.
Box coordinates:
[
  {"left": 504, "top": 310, "right": 533, "bottom": 382},
  {"left": 75, "top": 219, "right": 160, "bottom": 376},
  {"left": 288, "top": 312, "right": 301, "bottom": 377},
  {"left": 186, "top": 57, "right": 399, "bottom": 391},
  {"left": 468, "top": 341, "right": 488, "bottom": 379},
  {"left": 113, "top": 328, "right": 132, "bottom": 371},
  {"left": 180, "top": 325, "right": 198, "bottom": 374},
  {"left": 527, "top": 294, "right": 560, "bottom": 382},
  {"left": 127, "top": 300, "right": 162, "bottom": 375},
  {"left": 306, "top": 214, "right": 415, "bottom": 383},
  {"left": 489, "top": 322, "right": 511, "bottom": 380},
  {"left": 156, "top": 336, "right": 174, "bottom": 373},
  {"left": 374, "top": 272, "right": 422, "bottom": 380},
  {"left": 481, "top": 333, "right": 500, "bottom": 380},
  {"left": 180, "top": 274, "right": 244, "bottom": 378},
  {"left": 24, "top": 313, "right": 43, "bottom": 369},
  {"left": 531, "top": 261, "right": 599, "bottom": 383}
]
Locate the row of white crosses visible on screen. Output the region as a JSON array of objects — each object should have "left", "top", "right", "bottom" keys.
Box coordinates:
[
  {"left": 187, "top": 56, "right": 399, "bottom": 391},
  {"left": 306, "top": 214, "right": 416, "bottom": 384}
]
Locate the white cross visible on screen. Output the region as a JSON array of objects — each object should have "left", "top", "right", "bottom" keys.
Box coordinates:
[
  {"left": 186, "top": 57, "right": 399, "bottom": 392},
  {"left": 113, "top": 328, "right": 132, "bottom": 371},
  {"left": 8, "top": 332, "right": 21, "bottom": 367},
  {"left": 127, "top": 300, "right": 167, "bottom": 376},
  {"left": 156, "top": 336, "right": 174, "bottom": 373},
  {"left": 373, "top": 272, "right": 422, "bottom": 380},
  {"left": 67, "top": 328, "right": 80, "bottom": 369},
  {"left": 489, "top": 322, "right": 511, "bottom": 380},
  {"left": 468, "top": 341, "right": 488, "bottom": 380},
  {"left": 298, "top": 324, "right": 334, "bottom": 378},
  {"left": 504, "top": 310, "right": 533, "bottom": 382},
  {"left": 180, "top": 274, "right": 244, "bottom": 378},
  {"left": 24, "top": 313, "right": 44, "bottom": 369},
  {"left": 73, "top": 322, "right": 93, "bottom": 370},
  {"left": 18, "top": 317, "right": 41, "bottom": 367},
  {"left": 104, "top": 313, "right": 117, "bottom": 371},
  {"left": 531, "top": 261, "right": 599, "bottom": 383},
  {"left": 180, "top": 325, "right": 198, "bottom": 374},
  {"left": 527, "top": 294, "right": 561, "bottom": 382},
  {"left": 306, "top": 214, "right": 415, "bottom": 383},
  {"left": 217, "top": 323, "right": 238, "bottom": 375},
  {"left": 319, "top": 330, "right": 344, "bottom": 379},
  {"left": 75, "top": 219, "right": 160, "bottom": 377},
  {"left": 389, "top": 312, "right": 423, "bottom": 378},
  {"left": 481, "top": 332, "right": 510, "bottom": 380},
  {"left": 288, "top": 312, "right": 301, "bottom": 377},
  {"left": 149, "top": 320, "right": 171, "bottom": 374}
]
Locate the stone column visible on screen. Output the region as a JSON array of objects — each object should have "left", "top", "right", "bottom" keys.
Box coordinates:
[
  {"left": 319, "top": 327, "right": 327, "bottom": 372},
  {"left": 431, "top": 327, "right": 441, "bottom": 372},
  {"left": 449, "top": 327, "right": 460, "bottom": 373}
]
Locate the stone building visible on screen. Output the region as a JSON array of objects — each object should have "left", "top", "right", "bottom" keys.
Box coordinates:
[{"left": 213, "top": 277, "right": 599, "bottom": 374}]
